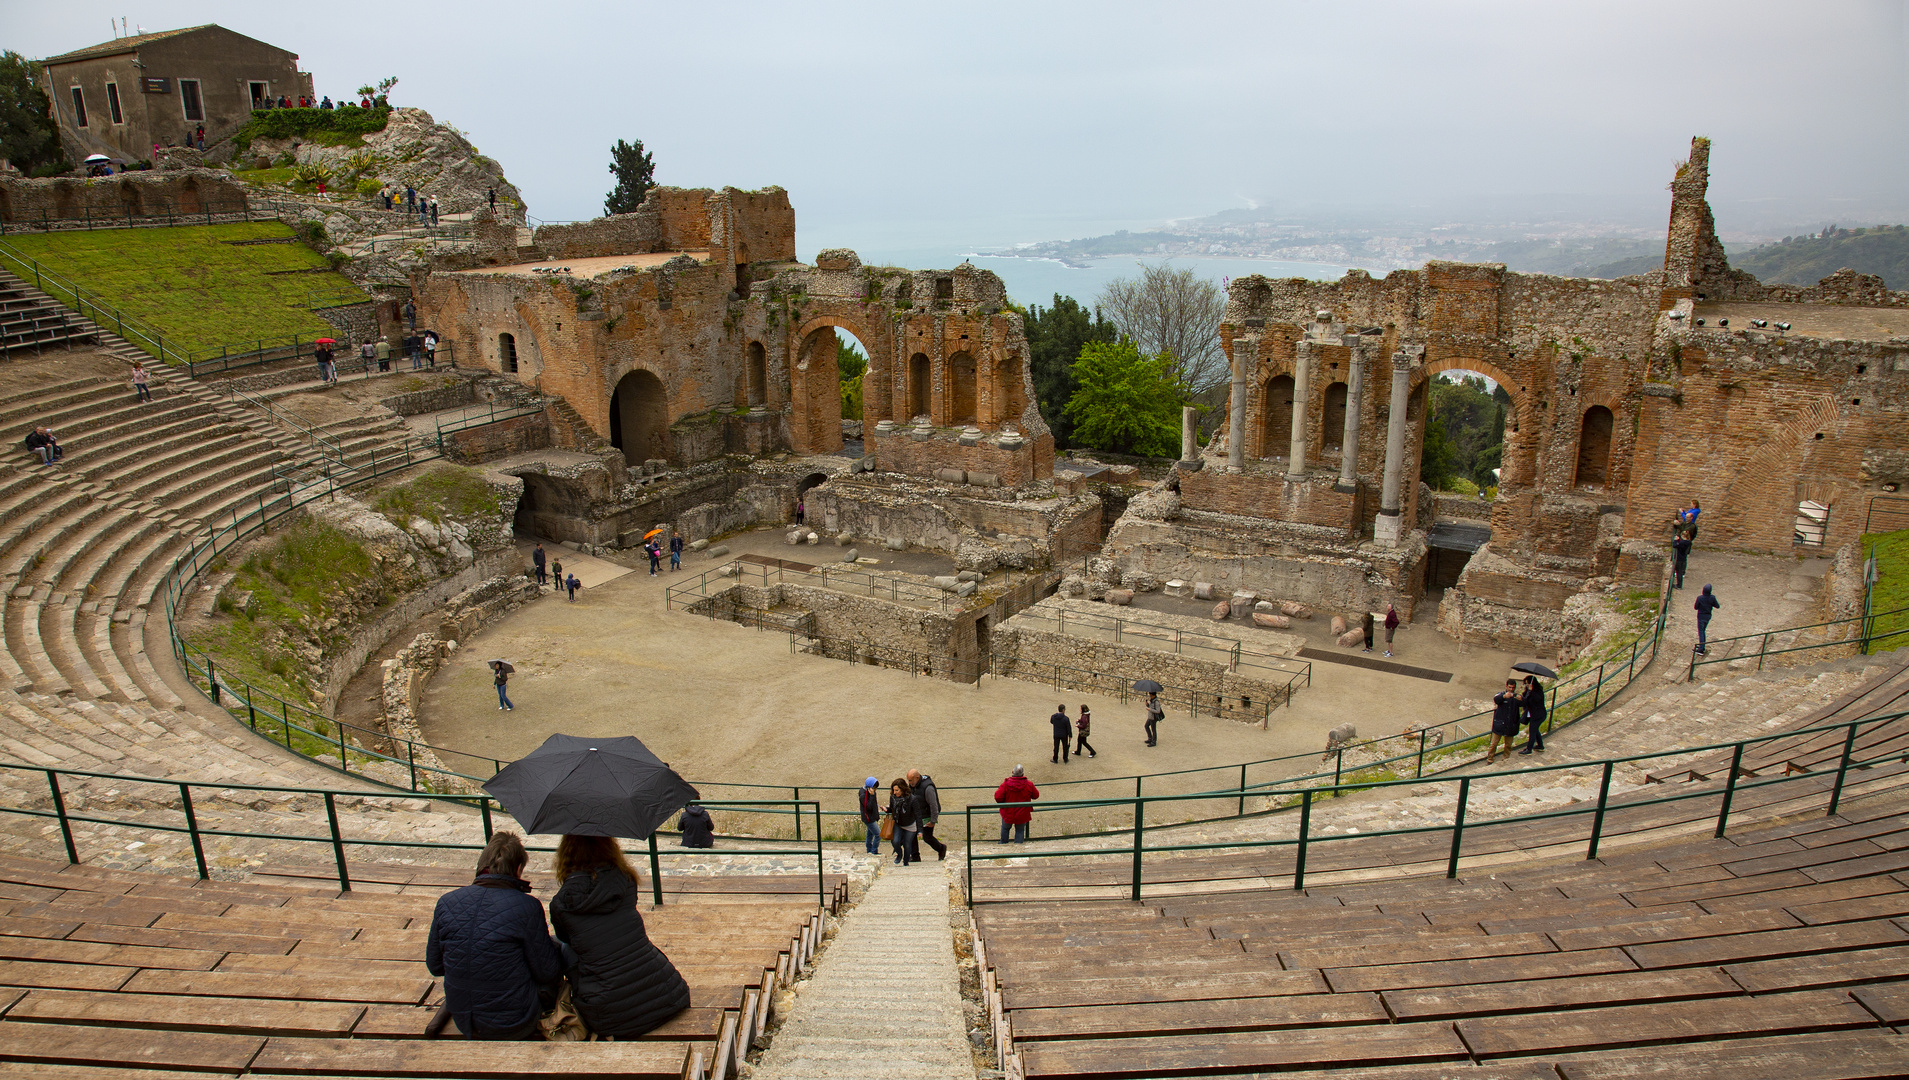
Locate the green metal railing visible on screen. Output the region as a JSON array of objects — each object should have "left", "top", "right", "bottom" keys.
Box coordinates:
[
  {"left": 433, "top": 397, "right": 547, "bottom": 439},
  {"left": 0, "top": 761, "right": 826, "bottom": 904},
  {"left": 963, "top": 708, "right": 1909, "bottom": 904},
  {"left": 1689, "top": 604, "right": 1909, "bottom": 681}
]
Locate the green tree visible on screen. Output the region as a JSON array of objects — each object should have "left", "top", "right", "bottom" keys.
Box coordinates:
[
  {"left": 1419, "top": 414, "right": 1458, "bottom": 491},
  {"left": 837, "top": 339, "right": 866, "bottom": 420},
  {"left": 1021, "top": 294, "right": 1117, "bottom": 449},
  {"left": 0, "top": 51, "right": 65, "bottom": 177},
  {"left": 604, "top": 138, "right": 656, "bottom": 216},
  {"left": 1420, "top": 374, "right": 1507, "bottom": 491},
  {"left": 1064, "top": 339, "right": 1187, "bottom": 457},
  {"left": 1096, "top": 263, "right": 1227, "bottom": 391}
]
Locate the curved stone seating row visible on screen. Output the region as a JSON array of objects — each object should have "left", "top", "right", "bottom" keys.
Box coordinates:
[
  {"left": 0, "top": 852, "right": 843, "bottom": 1080},
  {"left": 973, "top": 777, "right": 1909, "bottom": 1078}
]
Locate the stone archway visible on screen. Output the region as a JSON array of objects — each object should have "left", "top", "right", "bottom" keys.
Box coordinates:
[
  {"left": 791, "top": 320, "right": 850, "bottom": 455},
  {"left": 610, "top": 369, "right": 669, "bottom": 465},
  {"left": 948, "top": 351, "right": 977, "bottom": 425}
]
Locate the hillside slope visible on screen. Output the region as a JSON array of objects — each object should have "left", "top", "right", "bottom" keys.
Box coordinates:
[{"left": 1729, "top": 225, "right": 1909, "bottom": 290}]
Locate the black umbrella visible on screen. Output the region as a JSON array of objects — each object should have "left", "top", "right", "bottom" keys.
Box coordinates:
[
  {"left": 1132, "top": 679, "right": 1164, "bottom": 693},
  {"left": 1512, "top": 662, "right": 1557, "bottom": 679},
  {"left": 483, "top": 734, "right": 699, "bottom": 839}
]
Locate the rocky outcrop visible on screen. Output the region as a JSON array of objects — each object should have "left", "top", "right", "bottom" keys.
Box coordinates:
[{"left": 246, "top": 108, "right": 522, "bottom": 221}]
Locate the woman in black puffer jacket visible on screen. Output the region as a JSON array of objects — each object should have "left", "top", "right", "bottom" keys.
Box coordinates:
[{"left": 548, "top": 835, "right": 691, "bottom": 1039}]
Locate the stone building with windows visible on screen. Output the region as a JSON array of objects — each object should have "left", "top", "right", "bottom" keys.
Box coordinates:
[{"left": 38, "top": 25, "right": 312, "bottom": 165}]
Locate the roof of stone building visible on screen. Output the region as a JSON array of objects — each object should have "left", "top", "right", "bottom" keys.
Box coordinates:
[{"left": 41, "top": 24, "right": 250, "bottom": 65}]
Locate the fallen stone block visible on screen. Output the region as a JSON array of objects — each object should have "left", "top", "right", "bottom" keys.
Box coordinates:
[
  {"left": 1253, "top": 612, "right": 1291, "bottom": 629},
  {"left": 1127, "top": 573, "right": 1159, "bottom": 593},
  {"left": 936, "top": 468, "right": 967, "bottom": 485},
  {"left": 1163, "top": 579, "right": 1191, "bottom": 598},
  {"left": 1106, "top": 589, "right": 1134, "bottom": 606},
  {"left": 1331, "top": 614, "right": 1348, "bottom": 635},
  {"left": 1230, "top": 591, "right": 1257, "bottom": 613},
  {"left": 883, "top": 537, "right": 905, "bottom": 551},
  {"left": 705, "top": 545, "right": 730, "bottom": 558},
  {"left": 956, "top": 570, "right": 982, "bottom": 583},
  {"left": 1060, "top": 576, "right": 1087, "bottom": 598},
  {"left": 1255, "top": 600, "right": 1278, "bottom": 614},
  {"left": 1211, "top": 601, "right": 1231, "bottom": 620},
  {"left": 955, "top": 580, "right": 978, "bottom": 597},
  {"left": 933, "top": 576, "right": 961, "bottom": 591},
  {"left": 1192, "top": 582, "right": 1214, "bottom": 600},
  {"left": 1326, "top": 723, "right": 1358, "bottom": 750},
  {"left": 967, "top": 471, "right": 1000, "bottom": 488},
  {"left": 1337, "top": 628, "right": 1363, "bottom": 648},
  {"left": 786, "top": 530, "right": 803, "bottom": 545},
  {"left": 689, "top": 538, "right": 710, "bottom": 551},
  {"left": 1280, "top": 601, "right": 1312, "bottom": 619},
  {"left": 843, "top": 548, "right": 859, "bottom": 562},
  {"left": 805, "top": 532, "right": 820, "bottom": 544}
]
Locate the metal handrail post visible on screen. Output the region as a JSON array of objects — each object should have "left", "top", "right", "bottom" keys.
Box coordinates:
[
  {"left": 1827, "top": 721, "right": 1860, "bottom": 817},
  {"left": 1714, "top": 743, "right": 1746, "bottom": 838},
  {"left": 324, "top": 792, "right": 351, "bottom": 891},
  {"left": 794, "top": 786, "right": 803, "bottom": 841},
  {"left": 965, "top": 806, "right": 974, "bottom": 907},
  {"left": 1587, "top": 760, "right": 1615, "bottom": 860},
  {"left": 1293, "top": 790, "right": 1312, "bottom": 890},
  {"left": 1238, "top": 763, "right": 1247, "bottom": 817},
  {"left": 480, "top": 800, "right": 494, "bottom": 840},
  {"left": 1129, "top": 795, "right": 1145, "bottom": 901},
  {"left": 1446, "top": 777, "right": 1471, "bottom": 878},
  {"left": 178, "top": 783, "right": 209, "bottom": 879},
  {"left": 648, "top": 832, "right": 664, "bottom": 905},
  {"left": 46, "top": 770, "right": 78, "bottom": 864},
  {"left": 1417, "top": 730, "right": 1428, "bottom": 777}
]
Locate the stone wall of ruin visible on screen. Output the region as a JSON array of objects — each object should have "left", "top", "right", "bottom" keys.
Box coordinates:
[{"left": 0, "top": 169, "right": 250, "bottom": 222}]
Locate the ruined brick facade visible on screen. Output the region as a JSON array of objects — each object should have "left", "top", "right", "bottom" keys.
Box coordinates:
[
  {"left": 417, "top": 188, "right": 1051, "bottom": 486},
  {"left": 1109, "top": 137, "right": 1909, "bottom": 653}
]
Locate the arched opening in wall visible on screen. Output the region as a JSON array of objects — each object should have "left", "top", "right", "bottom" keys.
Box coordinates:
[
  {"left": 1420, "top": 368, "right": 1510, "bottom": 496},
  {"left": 610, "top": 369, "right": 669, "bottom": 466},
  {"left": 1261, "top": 375, "right": 1294, "bottom": 459},
  {"left": 735, "top": 241, "right": 750, "bottom": 295},
  {"left": 1322, "top": 381, "right": 1349, "bottom": 452},
  {"left": 1574, "top": 405, "right": 1614, "bottom": 488},
  {"left": 908, "top": 353, "right": 931, "bottom": 420},
  {"left": 949, "top": 351, "right": 977, "bottom": 425},
  {"left": 747, "top": 341, "right": 767, "bottom": 407},
  {"left": 796, "top": 471, "right": 829, "bottom": 512},
  {"left": 994, "top": 350, "right": 1027, "bottom": 428},
  {"left": 498, "top": 333, "right": 518, "bottom": 373}
]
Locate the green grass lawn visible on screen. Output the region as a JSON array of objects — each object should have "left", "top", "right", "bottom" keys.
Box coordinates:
[
  {"left": 1861, "top": 529, "right": 1909, "bottom": 648},
  {"left": 4, "top": 221, "right": 366, "bottom": 356}
]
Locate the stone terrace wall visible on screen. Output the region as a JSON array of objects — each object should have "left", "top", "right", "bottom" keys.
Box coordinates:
[
  {"left": 994, "top": 621, "right": 1290, "bottom": 724},
  {"left": 0, "top": 168, "right": 250, "bottom": 221}
]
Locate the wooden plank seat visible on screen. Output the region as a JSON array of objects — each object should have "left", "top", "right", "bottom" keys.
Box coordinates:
[
  {"left": 5, "top": 987, "right": 365, "bottom": 1036},
  {"left": 1009, "top": 991, "right": 1389, "bottom": 1043},
  {"left": 0, "top": 1020, "right": 266, "bottom": 1074},
  {"left": 244, "top": 1036, "right": 694, "bottom": 1079},
  {"left": 1727, "top": 944, "right": 1909, "bottom": 994},
  {"left": 1012, "top": 1019, "right": 1470, "bottom": 1078},
  {"left": 119, "top": 967, "right": 435, "bottom": 1004},
  {"left": 1456, "top": 988, "right": 1878, "bottom": 1059},
  {"left": 1379, "top": 966, "right": 1745, "bottom": 1020},
  {"left": 1850, "top": 979, "right": 1909, "bottom": 1026},
  {"left": 1547, "top": 1030, "right": 1909, "bottom": 1078}
]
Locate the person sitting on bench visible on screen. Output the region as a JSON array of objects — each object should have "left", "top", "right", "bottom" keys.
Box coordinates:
[{"left": 24, "top": 427, "right": 62, "bottom": 465}]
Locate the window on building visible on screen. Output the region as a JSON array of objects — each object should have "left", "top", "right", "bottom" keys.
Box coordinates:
[
  {"left": 180, "top": 79, "right": 204, "bottom": 122},
  {"left": 70, "top": 87, "right": 87, "bottom": 127},
  {"left": 499, "top": 333, "right": 518, "bottom": 373},
  {"left": 105, "top": 83, "right": 123, "bottom": 124}
]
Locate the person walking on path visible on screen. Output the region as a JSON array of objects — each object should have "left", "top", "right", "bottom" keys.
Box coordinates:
[
  {"left": 375, "top": 338, "right": 391, "bottom": 372},
  {"left": 884, "top": 777, "right": 919, "bottom": 865},
  {"left": 490, "top": 660, "right": 514, "bottom": 711},
  {"left": 564, "top": 573, "right": 580, "bottom": 602},
  {"left": 669, "top": 533, "right": 683, "bottom": 571},
  {"left": 1361, "top": 610, "right": 1376, "bottom": 653},
  {"left": 1049, "top": 704, "right": 1072, "bottom": 764},
  {"left": 1519, "top": 674, "right": 1547, "bottom": 755},
  {"left": 994, "top": 766, "right": 1038, "bottom": 843},
  {"left": 1075, "top": 704, "right": 1097, "bottom": 758},
  {"left": 1383, "top": 604, "right": 1400, "bottom": 658},
  {"left": 795, "top": 498, "right": 805, "bottom": 525},
  {"left": 1672, "top": 528, "right": 1692, "bottom": 589},
  {"left": 425, "top": 832, "right": 564, "bottom": 1040},
  {"left": 130, "top": 361, "right": 152, "bottom": 403},
  {"left": 531, "top": 543, "right": 547, "bottom": 587},
  {"left": 1485, "top": 679, "right": 1522, "bottom": 765},
  {"left": 314, "top": 342, "right": 335, "bottom": 385},
  {"left": 857, "top": 777, "right": 881, "bottom": 855},
  {"left": 1695, "top": 584, "right": 1721, "bottom": 655},
  {"left": 488, "top": 187, "right": 497, "bottom": 212},
  {"left": 1679, "top": 499, "right": 1701, "bottom": 542},
  {"left": 907, "top": 768, "right": 947, "bottom": 861},
  {"left": 1143, "top": 692, "right": 1163, "bottom": 747}
]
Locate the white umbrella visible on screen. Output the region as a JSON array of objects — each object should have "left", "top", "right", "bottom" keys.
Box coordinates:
[{"left": 83, "top": 154, "right": 111, "bottom": 163}]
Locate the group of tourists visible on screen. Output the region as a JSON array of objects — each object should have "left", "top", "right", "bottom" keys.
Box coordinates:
[
  {"left": 1669, "top": 499, "right": 1723, "bottom": 654},
  {"left": 380, "top": 186, "right": 442, "bottom": 225},
  {"left": 425, "top": 831, "right": 691, "bottom": 1042},
  {"left": 644, "top": 534, "right": 684, "bottom": 575},
  {"left": 529, "top": 543, "right": 583, "bottom": 602},
  {"left": 1485, "top": 674, "right": 1550, "bottom": 764},
  {"left": 859, "top": 769, "right": 949, "bottom": 864}
]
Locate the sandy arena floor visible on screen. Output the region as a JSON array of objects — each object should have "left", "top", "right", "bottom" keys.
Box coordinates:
[{"left": 417, "top": 528, "right": 1556, "bottom": 831}]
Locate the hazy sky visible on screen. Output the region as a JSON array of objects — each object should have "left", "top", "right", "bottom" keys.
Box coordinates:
[{"left": 13, "top": 1, "right": 1908, "bottom": 252}]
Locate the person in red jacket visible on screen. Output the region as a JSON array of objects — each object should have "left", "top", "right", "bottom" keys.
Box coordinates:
[{"left": 993, "top": 765, "right": 1039, "bottom": 844}]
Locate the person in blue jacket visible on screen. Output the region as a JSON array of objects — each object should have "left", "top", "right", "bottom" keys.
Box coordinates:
[{"left": 425, "top": 832, "right": 564, "bottom": 1039}]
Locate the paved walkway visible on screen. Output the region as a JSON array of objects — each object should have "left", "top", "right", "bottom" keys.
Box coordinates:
[{"left": 752, "top": 865, "right": 972, "bottom": 1080}]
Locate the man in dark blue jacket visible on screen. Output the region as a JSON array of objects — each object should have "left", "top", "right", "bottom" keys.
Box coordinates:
[{"left": 426, "top": 832, "right": 563, "bottom": 1039}]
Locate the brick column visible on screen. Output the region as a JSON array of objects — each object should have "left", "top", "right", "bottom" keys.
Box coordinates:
[
  {"left": 1287, "top": 342, "right": 1311, "bottom": 477},
  {"left": 1338, "top": 344, "right": 1367, "bottom": 489},
  {"left": 1229, "top": 333, "right": 1254, "bottom": 470},
  {"left": 1376, "top": 350, "right": 1412, "bottom": 544}
]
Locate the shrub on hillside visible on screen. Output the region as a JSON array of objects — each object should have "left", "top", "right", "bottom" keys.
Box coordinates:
[{"left": 235, "top": 106, "right": 392, "bottom": 153}]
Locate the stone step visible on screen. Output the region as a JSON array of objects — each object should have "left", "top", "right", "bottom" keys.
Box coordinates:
[{"left": 38, "top": 598, "right": 113, "bottom": 700}]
